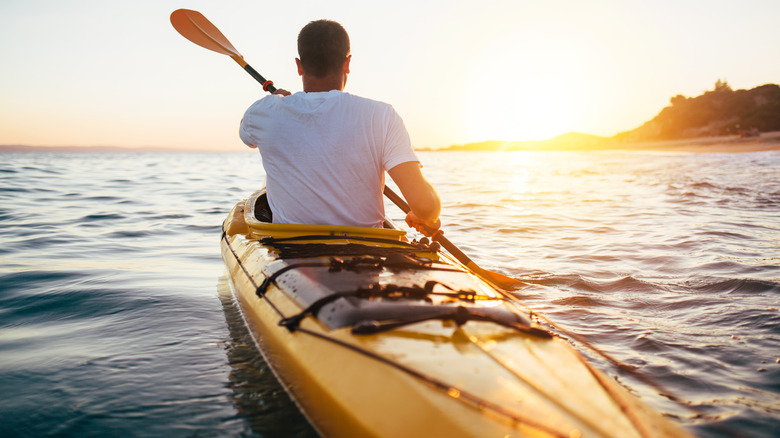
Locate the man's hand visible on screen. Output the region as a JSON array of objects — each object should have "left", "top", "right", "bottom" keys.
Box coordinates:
[
  {"left": 388, "top": 162, "right": 441, "bottom": 238},
  {"left": 272, "top": 89, "right": 292, "bottom": 96},
  {"left": 405, "top": 211, "right": 441, "bottom": 237}
]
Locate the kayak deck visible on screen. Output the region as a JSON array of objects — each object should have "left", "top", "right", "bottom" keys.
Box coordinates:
[{"left": 220, "top": 190, "right": 691, "bottom": 438}]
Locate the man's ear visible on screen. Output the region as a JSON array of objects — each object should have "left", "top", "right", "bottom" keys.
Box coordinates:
[
  {"left": 344, "top": 55, "right": 351, "bottom": 75},
  {"left": 295, "top": 58, "right": 303, "bottom": 76}
]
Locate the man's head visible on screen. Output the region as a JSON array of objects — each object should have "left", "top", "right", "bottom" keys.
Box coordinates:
[{"left": 296, "top": 20, "right": 350, "bottom": 78}]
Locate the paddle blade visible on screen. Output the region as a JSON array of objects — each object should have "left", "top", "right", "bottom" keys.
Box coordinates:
[
  {"left": 171, "top": 9, "right": 243, "bottom": 61},
  {"left": 469, "top": 263, "right": 528, "bottom": 290}
]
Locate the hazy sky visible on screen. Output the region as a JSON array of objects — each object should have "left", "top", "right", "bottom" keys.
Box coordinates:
[{"left": 1, "top": 0, "right": 778, "bottom": 150}]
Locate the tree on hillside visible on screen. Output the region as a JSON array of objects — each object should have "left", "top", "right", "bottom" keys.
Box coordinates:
[
  {"left": 713, "top": 79, "right": 732, "bottom": 93},
  {"left": 670, "top": 94, "right": 687, "bottom": 106}
]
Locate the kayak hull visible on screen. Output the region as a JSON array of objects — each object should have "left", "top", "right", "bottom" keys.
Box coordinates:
[{"left": 220, "top": 191, "right": 690, "bottom": 438}]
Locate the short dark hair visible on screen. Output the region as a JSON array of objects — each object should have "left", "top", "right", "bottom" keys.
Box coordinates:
[{"left": 297, "top": 20, "right": 350, "bottom": 78}]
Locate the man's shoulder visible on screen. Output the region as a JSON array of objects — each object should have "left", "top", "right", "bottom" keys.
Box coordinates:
[
  {"left": 246, "top": 93, "right": 283, "bottom": 110},
  {"left": 341, "top": 92, "right": 396, "bottom": 114},
  {"left": 342, "top": 92, "right": 387, "bottom": 104}
]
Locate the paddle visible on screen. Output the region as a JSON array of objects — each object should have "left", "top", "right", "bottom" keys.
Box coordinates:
[
  {"left": 170, "top": 9, "right": 527, "bottom": 290},
  {"left": 170, "top": 9, "right": 276, "bottom": 93}
]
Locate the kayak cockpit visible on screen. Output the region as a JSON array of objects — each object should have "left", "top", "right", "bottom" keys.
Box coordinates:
[{"left": 235, "top": 190, "right": 407, "bottom": 241}]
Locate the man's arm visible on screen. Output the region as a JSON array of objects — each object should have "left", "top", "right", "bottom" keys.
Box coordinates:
[{"left": 387, "top": 161, "right": 441, "bottom": 236}]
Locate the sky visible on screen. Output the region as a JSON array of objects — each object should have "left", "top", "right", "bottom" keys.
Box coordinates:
[{"left": 1, "top": 0, "right": 778, "bottom": 151}]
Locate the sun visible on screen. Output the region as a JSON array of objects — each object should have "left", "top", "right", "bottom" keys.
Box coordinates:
[{"left": 460, "top": 26, "right": 607, "bottom": 142}]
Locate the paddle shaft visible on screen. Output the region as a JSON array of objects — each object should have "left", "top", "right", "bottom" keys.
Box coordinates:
[
  {"left": 383, "top": 187, "right": 472, "bottom": 264},
  {"left": 384, "top": 186, "right": 525, "bottom": 289},
  {"left": 243, "top": 64, "right": 276, "bottom": 93}
]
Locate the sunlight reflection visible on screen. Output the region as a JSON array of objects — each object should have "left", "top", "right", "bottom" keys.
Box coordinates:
[{"left": 506, "top": 151, "right": 536, "bottom": 205}]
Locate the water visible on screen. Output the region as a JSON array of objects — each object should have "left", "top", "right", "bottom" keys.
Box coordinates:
[{"left": 1, "top": 149, "right": 778, "bottom": 437}]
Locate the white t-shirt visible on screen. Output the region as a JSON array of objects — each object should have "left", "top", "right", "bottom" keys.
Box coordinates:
[{"left": 239, "top": 90, "right": 419, "bottom": 227}]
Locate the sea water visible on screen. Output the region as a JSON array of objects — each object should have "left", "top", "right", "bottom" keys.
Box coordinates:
[{"left": 0, "top": 150, "right": 778, "bottom": 437}]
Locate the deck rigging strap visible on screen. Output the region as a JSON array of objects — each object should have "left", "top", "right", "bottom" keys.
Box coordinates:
[
  {"left": 253, "top": 254, "right": 462, "bottom": 297},
  {"left": 350, "top": 305, "right": 553, "bottom": 338},
  {"left": 272, "top": 279, "right": 551, "bottom": 338},
  {"left": 277, "top": 280, "right": 498, "bottom": 331}
]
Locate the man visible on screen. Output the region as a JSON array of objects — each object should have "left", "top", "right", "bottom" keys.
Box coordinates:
[{"left": 239, "top": 19, "right": 440, "bottom": 236}]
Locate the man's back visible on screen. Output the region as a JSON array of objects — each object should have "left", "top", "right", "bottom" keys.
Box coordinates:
[{"left": 240, "top": 90, "right": 419, "bottom": 227}]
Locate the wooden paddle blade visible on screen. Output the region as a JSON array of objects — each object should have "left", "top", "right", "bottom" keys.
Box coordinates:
[
  {"left": 170, "top": 9, "right": 243, "bottom": 61},
  {"left": 470, "top": 263, "right": 528, "bottom": 290}
]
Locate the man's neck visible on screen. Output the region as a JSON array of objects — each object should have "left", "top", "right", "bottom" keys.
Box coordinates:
[{"left": 301, "top": 73, "right": 346, "bottom": 93}]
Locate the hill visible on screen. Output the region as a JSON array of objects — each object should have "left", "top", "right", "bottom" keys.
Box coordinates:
[
  {"left": 434, "top": 132, "right": 609, "bottom": 152},
  {"left": 614, "top": 81, "right": 780, "bottom": 142}
]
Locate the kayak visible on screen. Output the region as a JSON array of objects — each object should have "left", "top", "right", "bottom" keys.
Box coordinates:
[{"left": 220, "top": 189, "right": 690, "bottom": 438}]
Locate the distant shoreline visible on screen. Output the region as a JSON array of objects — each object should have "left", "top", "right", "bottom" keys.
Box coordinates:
[
  {"left": 3, "top": 131, "right": 779, "bottom": 154},
  {"left": 422, "top": 131, "right": 780, "bottom": 153},
  {"left": 606, "top": 131, "right": 780, "bottom": 154},
  {"left": 0, "top": 145, "right": 239, "bottom": 153}
]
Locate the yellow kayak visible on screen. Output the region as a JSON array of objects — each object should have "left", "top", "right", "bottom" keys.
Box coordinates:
[{"left": 220, "top": 190, "right": 690, "bottom": 438}]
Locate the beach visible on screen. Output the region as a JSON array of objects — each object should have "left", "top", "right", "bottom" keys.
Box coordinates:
[{"left": 616, "top": 131, "right": 780, "bottom": 154}]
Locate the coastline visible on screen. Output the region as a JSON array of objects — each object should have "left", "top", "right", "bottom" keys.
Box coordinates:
[
  {"left": 0, "top": 145, "right": 241, "bottom": 153},
  {"left": 423, "top": 131, "right": 780, "bottom": 154},
  {"left": 2, "top": 132, "right": 779, "bottom": 155},
  {"left": 614, "top": 131, "right": 780, "bottom": 154}
]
